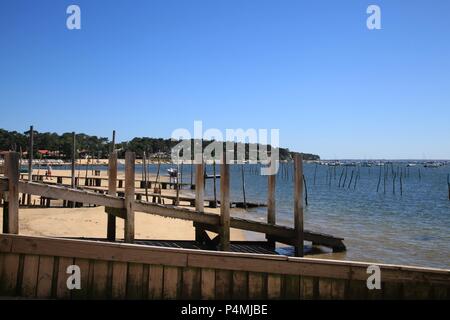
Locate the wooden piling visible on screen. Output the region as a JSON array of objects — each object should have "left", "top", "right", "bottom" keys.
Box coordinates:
[
  {"left": 3, "top": 152, "right": 19, "bottom": 234},
  {"left": 267, "top": 165, "right": 276, "bottom": 247},
  {"left": 194, "top": 162, "right": 205, "bottom": 242},
  {"left": 219, "top": 152, "right": 230, "bottom": 251},
  {"left": 240, "top": 164, "right": 247, "bottom": 209},
  {"left": 294, "top": 154, "right": 304, "bottom": 257},
  {"left": 212, "top": 160, "right": 217, "bottom": 207},
  {"left": 27, "top": 125, "right": 33, "bottom": 205},
  {"left": 106, "top": 151, "right": 118, "bottom": 241},
  {"left": 124, "top": 151, "right": 135, "bottom": 243}
]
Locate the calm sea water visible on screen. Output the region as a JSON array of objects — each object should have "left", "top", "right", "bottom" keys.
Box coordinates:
[{"left": 67, "top": 161, "right": 450, "bottom": 269}]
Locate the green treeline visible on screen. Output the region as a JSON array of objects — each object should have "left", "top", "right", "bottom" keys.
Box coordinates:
[{"left": 0, "top": 128, "right": 320, "bottom": 161}]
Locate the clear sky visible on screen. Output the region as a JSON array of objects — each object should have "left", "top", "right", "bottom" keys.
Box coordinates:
[{"left": 1, "top": 0, "right": 449, "bottom": 159}]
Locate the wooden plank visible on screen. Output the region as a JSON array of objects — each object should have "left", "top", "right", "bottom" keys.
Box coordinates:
[
  {"left": 91, "top": 260, "right": 109, "bottom": 299},
  {"left": 72, "top": 258, "right": 91, "bottom": 299},
  {"left": 283, "top": 275, "right": 300, "bottom": 299},
  {"left": 148, "top": 265, "right": 163, "bottom": 299},
  {"left": 215, "top": 269, "right": 232, "bottom": 299},
  {"left": 107, "top": 151, "right": 118, "bottom": 241},
  {"left": 124, "top": 151, "right": 135, "bottom": 243},
  {"left": 127, "top": 262, "right": 144, "bottom": 299},
  {"left": 9, "top": 234, "right": 188, "bottom": 267},
  {"left": 318, "top": 278, "right": 333, "bottom": 299},
  {"left": 348, "top": 280, "right": 368, "bottom": 300},
  {"left": 56, "top": 257, "right": 74, "bottom": 299},
  {"left": 403, "top": 282, "right": 431, "bottom": 300},
  {"left": 0, "top": 253, "right": 20, "bottom": 296},
  {"left": 232, "top": 271, "right": 248, "bottom": 300},
  {"left": 248, "top": 272, "right": 266, "bottom": 299},
  {"left": 300, "top": 276, "right": 315, "bottom": 299},
  {"left": 331, "top": 279, "right": 347, "bottom": 299},
  {"left": 267, "top": 274, "right": 282, "bottom": 300},
  {"left": 163, "top": 266, "right": 180, "bottom": 299},
  {"left": 181, "top": 267, "right": 201, "bottom": 299},
  {"left": 135, "top": 201, "right": 219, "bottom": 225},
  {"left": 36, "top": 256, "right": 54, "bottom": 299},
  {"left": 201, "top": 268, "right": 215, "bottom": 300},
  {"left": 111, "top": 261, "right": 127, "bottom": 299},
  {"left": 382, "top": 282, "right": 402, "bottom": 300},
  {"left": 294, "top": 153, "right": 304, "bottom": 257},
  {"left": 5, "top": 152, "right": 19, "bottom": 234},
  {"left": 18, "top": 181, "right": 124, "bottom": 208},
  {"left": 21, "top": 254, "right": 39, "bottom": 298},
  {"left": 219, "top": 153, "right": 230, "bottom": 251}
]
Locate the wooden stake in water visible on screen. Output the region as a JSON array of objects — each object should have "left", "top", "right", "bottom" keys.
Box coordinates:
[
  {"left": 241, "top": 164, "right": 247, "bottom": 209},
  {"left": 294, "top": 153, "right": 304, "bottom": 257},
  {"left": 219, "top": 151, "right": 230, "bottom": 251},
  {"left": 447, "top": 174, "right": 450, "bottom": 200}
]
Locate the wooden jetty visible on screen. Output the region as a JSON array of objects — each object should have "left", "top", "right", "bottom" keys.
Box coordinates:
[{"left": 5, "top": 151, "right": 449, "bottom": 299}]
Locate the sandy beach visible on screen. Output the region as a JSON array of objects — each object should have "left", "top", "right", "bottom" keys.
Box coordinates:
[{"left": 0, "top": 205, "right": 246, "bottom": 241}]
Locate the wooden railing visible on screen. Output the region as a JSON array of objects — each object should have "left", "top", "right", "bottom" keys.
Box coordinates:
[
  {"left": 0, "top": 234, "right": 448, "bottom": 300},
  {"left": 0, "top": 151, "right": 346, "bottom": 252}
]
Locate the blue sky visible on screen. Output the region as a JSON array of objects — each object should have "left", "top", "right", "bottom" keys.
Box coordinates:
[{"left": 1, "top": 0, "right": 449, "bottom": 159}]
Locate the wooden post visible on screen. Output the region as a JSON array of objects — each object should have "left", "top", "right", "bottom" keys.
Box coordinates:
[
  {"left": 194, "top": 162, "right": 205, "bottom": 242},
  {"left": 111, "top": 130, "right": 116, "bottom": 153},
  {"left": 294, "top": 153, "right": 304, "bottom": 257},
  {"left": 106, "top": 151, "right": 118, "bottom": 241},
  {"left": 3, "top": 152, "right": 19, "bottom": 234},
  {"left": 219, "top": 152, "right": 230, "bottom": 251},
  {"left": 27, "top": 125, "right": 33, "bottom": 205},
  {"left": 124, "top": 151, "right": 135, "bottom": 243},
  {"left": 241, "top": 164, "right": 247, "bottom": 209},
  {"left": 71, "top": 132, "right": 76, "bottom": 188},
  {"left": 267, "top": 166, "right": 276, "bottom": 247}
]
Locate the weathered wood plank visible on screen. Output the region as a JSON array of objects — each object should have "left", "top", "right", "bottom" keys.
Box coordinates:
[
  {"left": 267, "top": 274, "right": 282, "bottom": 300},
  {"left": 201, "top": 268, "right": 215, "bottom": 300},
  {"left": 18, "top": 181, "right": 124, "bottom": 208},
  {"left": 283, "top": 275, "right": 300, "bottom": 300},
  {"left": 148, "top": 265, "right": 163, "bottom": 300},
  {"left": 72, "top": 258, "right": 91, "bottom": 299},
  {"left": 111, "top": 261, "right": 127, "bottom": 299},
  {"left": 36, "top": 256, "right": 54, "bottom": 299},
  {"left": 91, "top": 260, "right": 109, "bottom": 299},
  {"left": 300, "top": 276, "right": 315, "bottom": 299},
  {"left": 331, "top": 279, "right": 347, "bottom": 299},
  {"left": 21, "top": 254, "right": 39, "bottom": 297},
  {"left": 0, "top": 253, "right": 20, "bottom": 296},
  {"left": 215, "top": 269, "right": 232, "bottom": 299},
  {"left": 9, "top": 235, "right": 188, "bottom": 267},
  {"left": 248, "top": 272, "right": 266, "bottom": 299},
  {"left": 163, "top": 266, "right": 180, "bottom": 299},
  {"left": 181, "top": 267, "right": 201, "bottom": 300},
  {"left": 232, "top": 271, "right": 248, "bottom": 300},
  {"left": 127, "top": 262, "right": 144, "bottom": 299},
  {"left": 56, "top": 257, "right": 74, "bottom": 299},
  {"left": 318, "top": 278, "right": 333, "bottom": 300}
]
